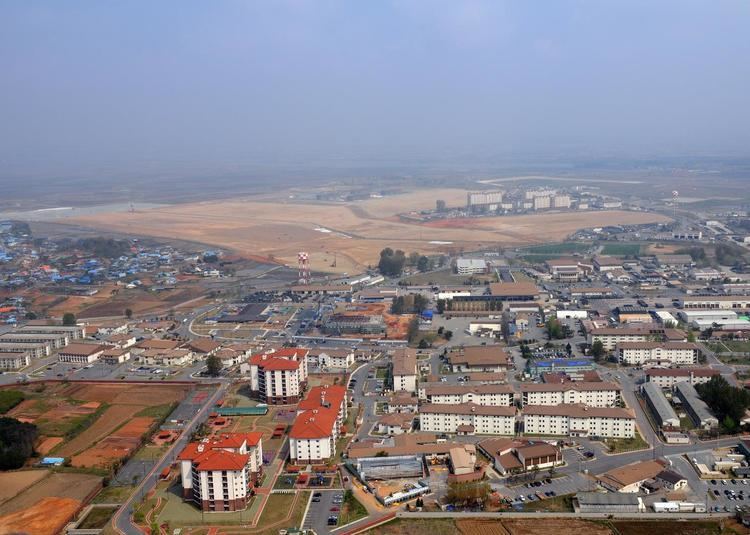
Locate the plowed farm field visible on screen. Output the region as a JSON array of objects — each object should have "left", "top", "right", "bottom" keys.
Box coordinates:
[
  {"left": 6, "top": 382, "right": 190, "bottom": 468},
  {"left": 65, "top": 190, "right": 669, "bottom": 274}
]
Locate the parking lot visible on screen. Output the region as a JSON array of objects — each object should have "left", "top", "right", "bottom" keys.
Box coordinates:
[
  {"left": 705, "top": 478, "right": 750, "bottom": 512},
  {"left": 302, "top": 489, "right": 344, "bottom": 534}
]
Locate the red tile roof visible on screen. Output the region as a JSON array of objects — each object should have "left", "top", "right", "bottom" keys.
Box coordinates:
[
  {"left": 298, "top": 385, "right": 346, "bottom": 412},
  {"left": 249, "top": 353, "right": 302, "bottom": 371},
  {"left": 193, "top": 449, "right": 249, "bottom": 471},
  {"left": 289, "top": 406, "right": 338, "bottom": 439}
]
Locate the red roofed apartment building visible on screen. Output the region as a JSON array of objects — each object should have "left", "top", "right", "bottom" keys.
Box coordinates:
[
  {"left": 248, "top": 347, "right": 309, "bottom": 404},
  {"left": 290, "top": 385, "right": 348, "bottom": 463},
  {"left": 178, "top": 432, "right": 263, "bottom": 512}
]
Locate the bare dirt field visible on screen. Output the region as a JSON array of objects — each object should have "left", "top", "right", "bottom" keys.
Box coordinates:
[
  {"left": 64, "top": 191, "right": 669, "bottom": 274},
  {"left": 501, "top": 519, "right": 611, "bottom": 535},
  {"left": 0, "top": 471, "right": 102, "bottom": 516},
  {"left": 0, "top": 470, "right": 48, "bottom": 504},
  {"left": 9, "top": 382, "right": 190, "bottom": 467},
  {"left": 0, "top": 496, "right": 82, "bottom": 535},
  {"left": 56, "top": 404, "right": 144, "bottom": 458}
]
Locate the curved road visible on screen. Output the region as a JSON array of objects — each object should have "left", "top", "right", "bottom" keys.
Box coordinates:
[{"left": 111, "top": 382, "right": 229, "bottom": 535}]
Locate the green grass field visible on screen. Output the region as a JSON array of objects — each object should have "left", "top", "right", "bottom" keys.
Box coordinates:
[{"left": 600, "top": 243, "right": 643, "bottom": 256}]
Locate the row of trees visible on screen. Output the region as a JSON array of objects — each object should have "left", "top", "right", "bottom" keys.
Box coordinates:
[
  {"left": 390, "top": 294, "right": 429, "bottom": 314},
  {"left": 378, "top": 248, "right": 434, "bottom": 276},
  {"left": 695, "top": 375, "right": 750, "bottom": 433}
]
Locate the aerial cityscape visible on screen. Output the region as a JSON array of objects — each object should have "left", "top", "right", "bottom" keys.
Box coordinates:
[{"left": 1, "top": 2, "right": 750, "bottom": 535}]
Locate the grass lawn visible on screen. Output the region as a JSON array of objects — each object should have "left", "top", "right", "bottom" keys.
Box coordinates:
[
  {"left": 78, "top": 506, "right": 118, "bottom": 529},
  {"left": 135, "top": 402, "right": 176, "bottom": 419},
  {"left": 254, "top": 491, "right": 311, "bottom": 535},
  {"left": 132, "top": 443, "right": 168, "bottom": 461},
  {"left": 274, "top": 474, "right": 298, "bottom": 490},
  {"left": 717, "top": 340, "right": 750, "bottom": 353},
  {"left": 93, "top": 485, "right": 136, "bottom": 504},
  {"left": 600, "top": 243, "right": 643, "bottom": 256},
  {"left": 338, "top": 491, "right": 368, "bottom": 526},
  {"left": 521, "top": 493, "right": 574, "bottom": 512},
  {"left": 375, "top": 367, "right": 389, "bottom": 379},
  {"left": 603, "top": 430, "right": 649, "bottom": 454}
]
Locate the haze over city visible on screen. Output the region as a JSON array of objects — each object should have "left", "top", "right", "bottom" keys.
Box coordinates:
[
  {"left": 4, "top": 3, "right": 750, "bottom": 535},
  {"left": 1, "top": 0, "right": 749, "bottom": 182}
]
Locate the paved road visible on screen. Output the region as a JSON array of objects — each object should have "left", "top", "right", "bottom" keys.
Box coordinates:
[{"left": 112, "top": 382, "right": 229, "bottom": 535}]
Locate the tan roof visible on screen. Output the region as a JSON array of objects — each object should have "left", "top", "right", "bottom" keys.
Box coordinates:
[
  {"left": 424, "top": 383, "right": 514, "bottom": 396},
  {"left": 392, "top": 347, "right": 418, "bottom": 376},
  {"left": 546, "top": 258, "right": 581, "bottom": 267},
  {"left": 449, "top": 345, "right": 509, "bottom": 367},
  {"left": 684, "top": 295, "right": 750, "bottom": 301},
  {"left": 58, "top": 343, "right": 107, "bottom": 356},
  {"left": 488, "top": 282, "right": 540, "bottom": 297},
  {"left": 597, "top": 460, "right": 666, "bottom": 489},
  {"left": 522, "top": 404, "right": 634, "bottom": 419},
  {"left": 136, "top": 338, "right": 181, "bottom": 350},
  {"left": 467, "top": 372, "right": 507, "bottom": 383},
  {"left": 646, "top": 367, "right": 719, "bottom": 377},
  {"left": 378, "top": 412, "right": 414, "bottom": 428},
  {"left": 520, "top": 381, "right": 620, "bottom": 393},
  {"left": 420, "top": 403, "right": 515, "bottom": 417},
  {"left": 449, "top": 446, "right": 474, "bottom": 471},
  {"left": 594, "top": 256, "right": 623, "bottom": 266},
  {"left": 348, "top": 435, "right": 475, "bottom": 459}
]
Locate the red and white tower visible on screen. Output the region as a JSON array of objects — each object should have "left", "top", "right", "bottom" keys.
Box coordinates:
[{"left": 298, "top": 251, "right": 311, "bottom": 285}]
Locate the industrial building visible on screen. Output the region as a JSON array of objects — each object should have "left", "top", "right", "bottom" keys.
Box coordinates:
[
  {"left": 641, "top": 382, "right": 680, "bottom": 428},
  {"left": 575, "top": 492, "right": 645, "bottom": 513},
  {"left": 674, "top": 382, "right": 719, "bottom": 430},
  {"left": 456, "top": 258, "right": 489, "bottom": 275}
]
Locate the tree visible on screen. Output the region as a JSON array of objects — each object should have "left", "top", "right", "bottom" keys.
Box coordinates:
[
  {"left": 408, "top": 251, "right": 421, "bottom": 267},
  {"left": 62, "top": 312, "right": 76, "bottom": 326},
  {"left": 0, "top": 417, "right": 38, "bottom": 470},
  {"left": 378, "top": 248, "right": 407, "bottom": 277},
  {"left": 695, "top": 375, "right": 750, "bottom": 431},
  {"left": 545, "top": 318, "right": 565, "bottom": 340},
  {"left": 413, "top": 294, "right": 428, "bottom": 313},
  {"left": 125, "top": 308, "right": 133, "bottom": 319},
  {"left": 391, "top": 296, "right": 406, "bottom": 314},
  {"left": 687, "top": 330, "right": 696, "bottom": 343},
  {"left": 565, "top": 343, "right": 572, "bottom": 357},
  {"left": 418, "top": 339, "right": 429, "bottom": 349},
  {"left": 444, "top": 330, "right": 453, "bottom": 341},
  {"left": 374, "top": 450, "right": 389, "bottom": 457},
  {"left": 436, "top": 299, "right": 446, "bottom": 314},
  {"left": 590, "top": 340, "right": 605, "bottom": 362},
  {"left": 24, "top": 311, "right": 37, "bottom": 320},
  {"left": 206, "top": 355, "right": 222, "bottom": 377},
  {"left": 417, "top": 255, "right": 430, "bottom": 272},
  {"left": 407, "top": 317, "right": 420, "bottom": 343}
]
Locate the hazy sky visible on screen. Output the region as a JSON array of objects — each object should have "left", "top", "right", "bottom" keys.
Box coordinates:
[{"left": 1, "top": 0, "right": 749, "bottom": 177}]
